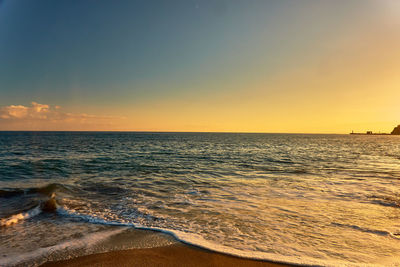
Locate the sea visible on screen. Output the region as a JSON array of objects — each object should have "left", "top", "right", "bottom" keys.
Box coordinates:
[{"left": 1, "top": 132, "right": 400, "bottom": 266}]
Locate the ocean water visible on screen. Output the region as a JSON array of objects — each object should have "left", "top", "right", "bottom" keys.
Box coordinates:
[{"left": 1, "top": 132, "right": 400, "bottom": 266}]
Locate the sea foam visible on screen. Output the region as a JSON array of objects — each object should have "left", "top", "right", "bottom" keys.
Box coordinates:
[
  {"left": 0, "top": 206, "right": 41, "bottom": 227},
  {"left": 0, "top": 228, "right": 126, "bottom": 267}
]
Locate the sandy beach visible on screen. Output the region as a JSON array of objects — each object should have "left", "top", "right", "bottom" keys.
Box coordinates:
[{"left": 41, "top": 242, "right": 290, "bottom": 267}]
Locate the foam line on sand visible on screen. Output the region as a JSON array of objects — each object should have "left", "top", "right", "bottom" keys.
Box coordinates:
[{"left": 41, "top": 242, "right": 291, "bottom": 267}]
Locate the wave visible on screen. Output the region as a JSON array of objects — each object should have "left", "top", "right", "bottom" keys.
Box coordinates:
[
  {"left": 0, "top": 228, "right": 126, "bottom": 267},
  {"left": 0, "top": 183, "right": 72, "bottom": 199},
  {"left": 1, "top": 186, "right": 60, "bottom": 227},
  {"left": 56, "top": 207, "right": 139, "bottom": 227},
  {"left": 0, "top": 189, "right": 24, "bottom": 198},
  {"left": 0, "top": 202, "right": 388, "bottom": 267},
  {"left": 0, "top": 206, "right": 41, "bottom": 227},
  {"left": 0, "top": 193, "right": 57, "bottom": 227},
  {"left": 26, "top": 183, "right": 72, "bottom": 196},
  {"left": 368, "top": 194, "right": 400, "bottom": 208},
  {"left": 331, "top": 222, "right": 400, "bottom": 240},
  {"left": 1, "top": 181, "right": 397, "bottom": 266},
  {"left": 56, "top": 207, "right": 375, "bottom": 267}
]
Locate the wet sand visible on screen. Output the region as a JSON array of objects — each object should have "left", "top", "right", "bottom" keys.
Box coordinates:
[{"left": 41, "top": 242, "right": 291, "bottom": 267}]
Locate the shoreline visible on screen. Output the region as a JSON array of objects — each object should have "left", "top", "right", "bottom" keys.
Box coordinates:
[{"left": 41, "top": 242, "right": 293, "bottom": 267}]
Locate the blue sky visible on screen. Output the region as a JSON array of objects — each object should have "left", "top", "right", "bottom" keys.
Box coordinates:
[{"left": 0, "top": 0, "right": 399, "bottom": 132}]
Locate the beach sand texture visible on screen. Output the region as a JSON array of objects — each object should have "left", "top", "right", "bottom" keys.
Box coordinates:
[{"left": 41, "top": 243, "right": 289, "bottom": 267}]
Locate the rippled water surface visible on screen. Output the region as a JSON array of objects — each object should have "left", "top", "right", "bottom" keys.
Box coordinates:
[{"left": 1, "top": 132, "right": 400, "bottom": 266}]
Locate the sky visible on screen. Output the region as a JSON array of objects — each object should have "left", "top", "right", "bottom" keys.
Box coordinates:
[{"left": 0, "top": 0, "right": 399, "bottom": 133}]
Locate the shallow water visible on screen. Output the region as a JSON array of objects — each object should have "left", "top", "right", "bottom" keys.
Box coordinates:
[{"left": 1, "top": 132, "right": 400, "bottom": 266}]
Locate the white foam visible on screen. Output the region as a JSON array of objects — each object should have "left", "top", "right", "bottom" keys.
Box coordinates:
[
  {"left": 57, "top": 207, "right": 139, "bottom": 227},
  {"left": 331, "top": 222, "right": 400, "bottom": 240},
  {"left": 0, "top": 228, "right": 126, "bottom": 267},
  {"left": 0, "top": 206, "right": 41, "bottom": 227},
  {"left": 55, "top": 208, "right": 389, "bottom": 267}
]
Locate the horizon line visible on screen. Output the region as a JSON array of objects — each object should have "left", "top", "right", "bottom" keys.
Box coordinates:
[{"left": 0, "top": 130, "right": 389, "bottom": 135}]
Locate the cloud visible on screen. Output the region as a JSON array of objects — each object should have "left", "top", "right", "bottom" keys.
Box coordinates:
[
  {"left": 0, "top": 102, "right": 50, "bottom": 120},
  {"left": 0, "top": 102, "right": 123, "bottom": 130},
  {"left": 0, "top": 105, "right": 29, "bottom": 119}
]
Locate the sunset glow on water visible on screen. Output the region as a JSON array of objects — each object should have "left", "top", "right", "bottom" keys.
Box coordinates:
[{"left": 1, "top": 132, "right": 400, "bottom": 266}]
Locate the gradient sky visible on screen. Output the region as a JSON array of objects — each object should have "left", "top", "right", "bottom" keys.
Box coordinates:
[{"left": 0, "top": 0, "right": 399, "bottom": 132}]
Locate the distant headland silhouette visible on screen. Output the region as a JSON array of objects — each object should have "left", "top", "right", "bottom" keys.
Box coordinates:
[
  {"left": 392, "top": 125, "right": 400, "bottom": 135},
  {"left": 350, "top": 125, "right": 400, "bottom": 135}
]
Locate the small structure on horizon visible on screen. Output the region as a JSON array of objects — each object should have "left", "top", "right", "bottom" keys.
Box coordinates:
[{"left": 349, "top": 125, "right": 400, "bottom": 135}]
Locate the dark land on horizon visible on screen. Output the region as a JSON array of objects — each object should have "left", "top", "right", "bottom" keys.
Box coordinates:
[{"left": 350, "top": 125, "right": 400, "bottom": 135}]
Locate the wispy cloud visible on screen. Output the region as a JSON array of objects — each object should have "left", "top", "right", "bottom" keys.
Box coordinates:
[{"left": 0, "top": 102, "right": 123, "bottom": 130}]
